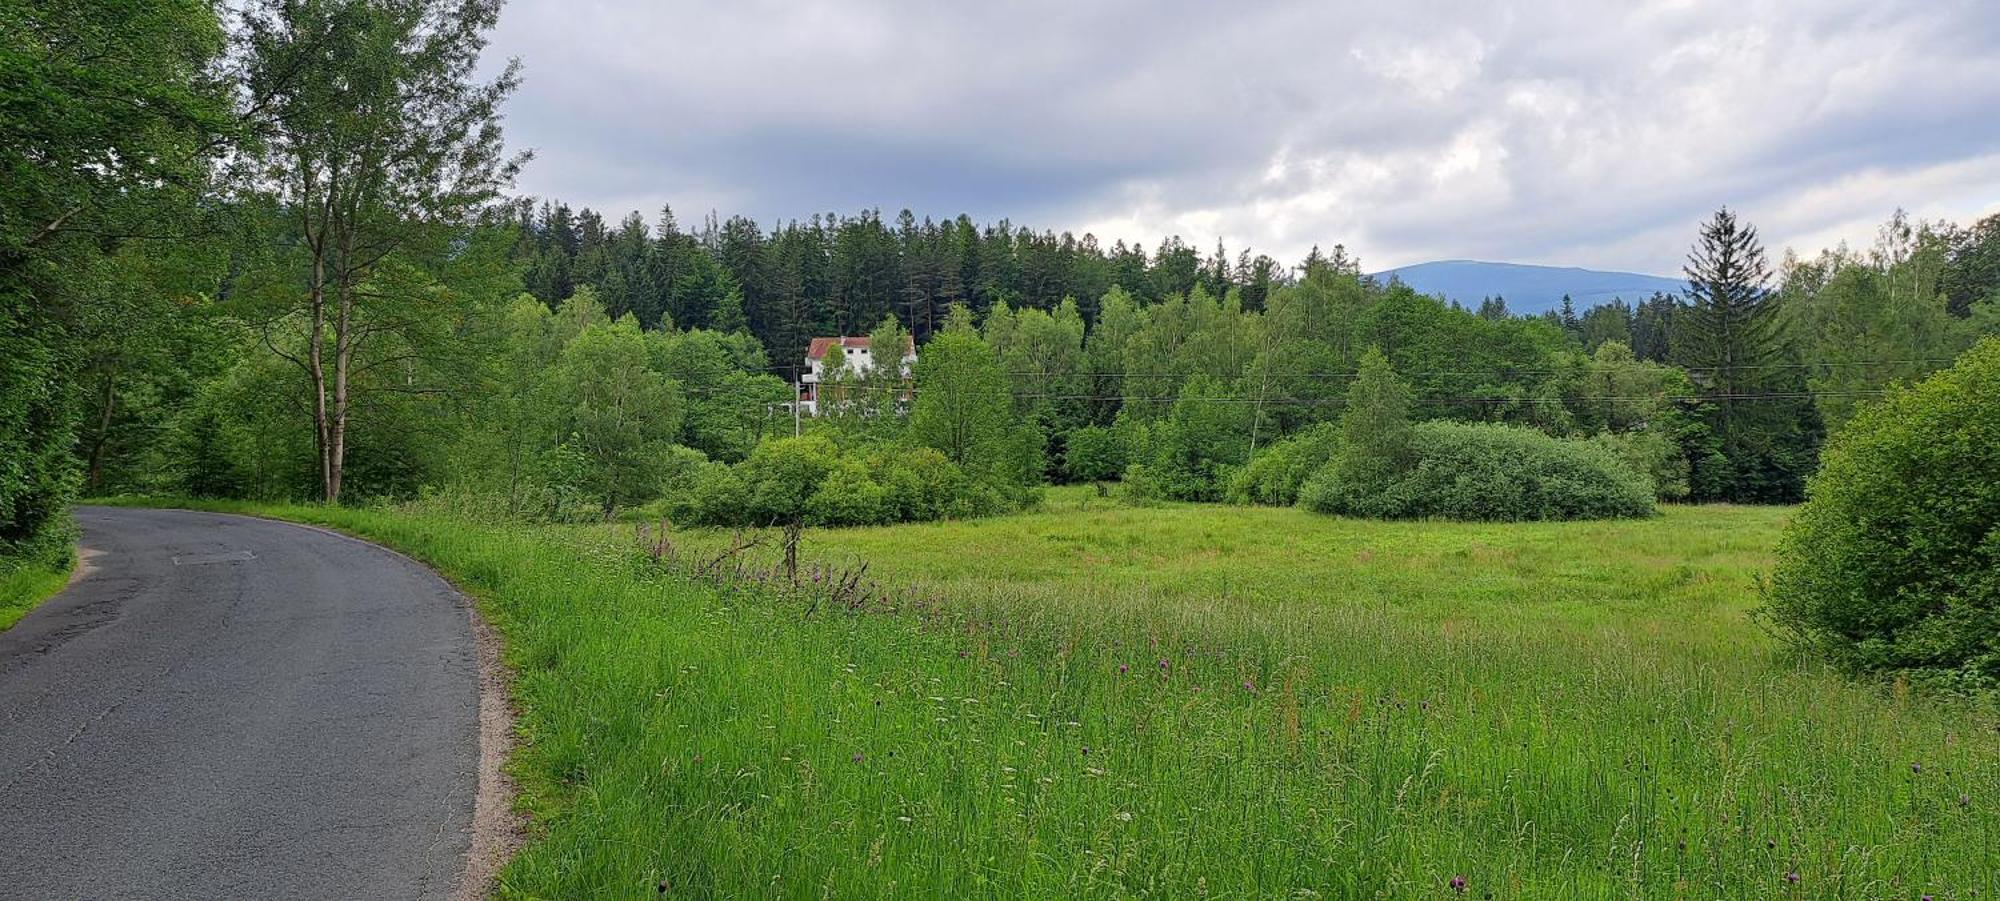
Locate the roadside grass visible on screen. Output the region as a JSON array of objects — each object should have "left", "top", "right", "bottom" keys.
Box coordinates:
[
  {"left": 0, "top": 553, "right": 76, "bottom": 632},
  {"left": 108, "top": 493, "right": 1999, "bottom": 898}
]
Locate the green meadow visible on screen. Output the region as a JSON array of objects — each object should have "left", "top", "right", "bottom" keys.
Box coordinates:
[{"left": 158, "top": 492, "right": 1998, "bottom": 898}]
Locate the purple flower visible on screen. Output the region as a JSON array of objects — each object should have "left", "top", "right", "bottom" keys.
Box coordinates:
[
  {"left": 1118, "top": 664, "right": 1129, "bottom": 676},
  {"left": 1912, "top": 762, "right": 1923, "bottom": 774},
  {"left": 1785, "top": 870, "right": 1799, "bottom": 884},
  {"left": 1243, "top": 680, "right": 1256, "bottom": 693},
  {"left": 1449, "top": 874, "right": 1467, "bottom": 893}
]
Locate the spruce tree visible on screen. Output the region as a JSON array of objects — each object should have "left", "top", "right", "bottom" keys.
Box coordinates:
[
  {"left": 1675, "top": 207, "right": 1814, "bottom": 501},
  {"left": 1678, "top": 208, "right": 1780, "bottom": 401}
]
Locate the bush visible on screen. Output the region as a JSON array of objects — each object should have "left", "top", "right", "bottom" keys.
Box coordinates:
[
  {"left": 656, "top": 445, "right": 712, "bottom": 498},
  {"left": 1302, "top": 421, "right": 1655, "bottom": 521},
  {"left": 1062, "top": 425, "right": 1126, "bottom": 483},
  {"left": 1227, "top": 423, "right": 1341, "bottom": 506},
  {"left": 875, "top": 447, "right": 970, "bottom": 521},
  {"left": 805, "top": 459, "right": 892, "bottom": 527},
  {"left": 1761, "top": 339, "right": 2000, "bottom": 690},
  {"left": 1590, "top": 429, "right": 1691, "bottom": 501},
  {"left": 668, "top": 462, "right": 745, "bottom": 525}
]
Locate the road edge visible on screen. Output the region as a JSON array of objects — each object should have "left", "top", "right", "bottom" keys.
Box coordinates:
[{"left": 456, "top": 601, "right": 522, "bottom": 901}]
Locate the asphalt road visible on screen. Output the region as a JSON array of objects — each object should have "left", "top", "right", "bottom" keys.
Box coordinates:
[{"left": 0, "top": 507, "right": 479, "bottom": 900}]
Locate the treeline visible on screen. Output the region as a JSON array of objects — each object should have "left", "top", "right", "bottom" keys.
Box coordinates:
[{"left": 505, "top": 201, "right": 1295, "bottom": 373}]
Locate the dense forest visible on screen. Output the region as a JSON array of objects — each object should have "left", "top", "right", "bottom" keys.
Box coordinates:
[{"left": 6, "top": 0, "right": 2000, "bottom": 580}]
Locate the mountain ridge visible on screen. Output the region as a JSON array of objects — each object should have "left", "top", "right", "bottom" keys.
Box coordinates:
[{"left": 1369, "top": 259, "right": 1687, "bottom": 315}]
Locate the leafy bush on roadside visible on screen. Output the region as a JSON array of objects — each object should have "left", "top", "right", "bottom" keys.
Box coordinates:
[{"left": 1760, "top": 339, "right": 2000, "bottom": 691}]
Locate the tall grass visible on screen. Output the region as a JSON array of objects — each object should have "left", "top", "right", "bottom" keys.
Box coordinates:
[
  {"left": 0, "top": 554, "right": 74, "bottom": 631},
  {"left": 153, "top": 494, "right": 1998, "bottom": 898}
]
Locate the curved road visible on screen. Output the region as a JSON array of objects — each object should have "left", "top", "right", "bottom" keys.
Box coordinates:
[{"left": 0, "top": 507, "right": 479, "bottom": 900}]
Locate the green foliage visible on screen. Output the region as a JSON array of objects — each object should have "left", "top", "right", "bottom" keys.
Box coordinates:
[
  {"left": 1761, "top": 339, "right": 2000, "bottom": 690},
  {"left": 674, "top": 435, "right": 1019, "bottom": 529},
  {"left": 1128, "top": 374, "right": 1251, "bottom": 501},
  {"left": 546, "top": 317, "right": 684, "bottom": 516},
  {"left": 1781, "top": 212, "right": 1994, "bottom": 433},
  {"left": 805, "top": 458, "right": 893, "bottom": 527},
  {"left": 233, "top": 0, "right": 524, "bottom": 503},
  {"left": 1337, "top": 348, "right": 1415, "bottom": 474},
  {"left": 908, "top": 320, "right": 1027, "bottom": 485},
  {"left": 1675, "top": 207, "right": 1820, "bottom": 502},
  {"left": 1227, "top": 423, "right": 1341, "bottom": 506},
  {"left": 648, "top": 328, "right": 788, "bottom": 462},
  {"left": 1061, "top": 425, "right": 1127, "bottom": 483},
  {"left": 0, "top": 0, "right": 229, "bottom": 563},
  {"left": 737, "top": 435, "right": 843, "bottom": 526},
  {"left": 1589, "top": 429, "right": 1691, "bottom": 502},
  {"left": 1304, "top": 421, "right": 1655, "bottom": 521},
  {"left": 873, "top": 446, "right": 976, "bottom": 522}
]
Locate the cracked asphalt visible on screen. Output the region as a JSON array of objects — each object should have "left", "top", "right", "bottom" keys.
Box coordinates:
[{"left": 0, "top": 507, "right": 479, "bottom": 900}]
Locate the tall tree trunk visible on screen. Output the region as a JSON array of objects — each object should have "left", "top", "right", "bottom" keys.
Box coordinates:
[
  {"left": 329, "top": 273, "right": 353, "bottom": 506},
  {"left": 309, "top": 254, "right": 332, "bottom": 503},
  {"left": 85, "top": 363, "right": 118, "bottom": 494}
]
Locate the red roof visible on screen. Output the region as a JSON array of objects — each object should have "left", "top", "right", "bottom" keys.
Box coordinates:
[{"left": 805, "top": 336, "right": 915, "bottom": 361}]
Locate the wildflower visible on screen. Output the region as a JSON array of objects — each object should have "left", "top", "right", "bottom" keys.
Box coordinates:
[
  {"left": 1449, "top": 874, "right": 1467, "bottom": 893},
  {"left": 1785, "top": 870, "right": 1799, "bottom": 884},
  {"left": 1961, "top": 793, "right": 1972, "bottom": 809},
  {"left": 1912, "top": 762, "right": 1923, "bottom": 774},
  {"left": 1081, "top": 746, "right": 1090, "bottom": 756},
  {"left": 1118, "top": 664, "right": 1129, "bottom": 676},
  {"left": 852, "top": 752, "right": 865, "bottom": 764},
  {"left": 1243, "top": 680, "right": 1256, "bottom": 693}
]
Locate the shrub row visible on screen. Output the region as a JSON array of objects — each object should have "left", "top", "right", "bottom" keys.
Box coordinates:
[{"left": 667, "top": 436, "right": 1032, "bottom": 528}]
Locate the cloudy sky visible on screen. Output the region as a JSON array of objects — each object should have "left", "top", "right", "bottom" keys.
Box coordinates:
[{"left": 482, "top": 0, "right": 2000, "bottom": 275}]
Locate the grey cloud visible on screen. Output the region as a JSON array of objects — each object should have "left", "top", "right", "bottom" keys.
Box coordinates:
[{"left": 485, "top": 0, "right": 2000, "bottom": 273}]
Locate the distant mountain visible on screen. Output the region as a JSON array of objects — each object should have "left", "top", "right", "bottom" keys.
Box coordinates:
[{"left": 1370, "top": 260, "right": 1687, "bottom": 316}]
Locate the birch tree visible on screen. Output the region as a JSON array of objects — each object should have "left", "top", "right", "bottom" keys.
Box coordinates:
[{"left": 235, "top": 0, "right": 523, "bottom": 503}]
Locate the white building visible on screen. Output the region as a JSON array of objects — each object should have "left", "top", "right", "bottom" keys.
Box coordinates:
[{"left": 796, "top": 336, "right": 917, "bottom": 415}]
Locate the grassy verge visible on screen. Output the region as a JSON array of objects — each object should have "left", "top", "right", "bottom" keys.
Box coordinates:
[
  {"left": 106, "top": 494, "right": 1999, "bottom": 898},
  {"left": 0, "top": 552, "right": 76, "bottom": 632}
]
